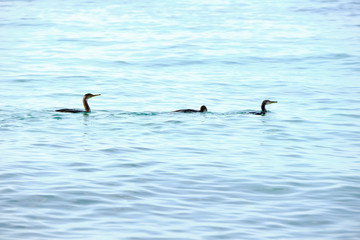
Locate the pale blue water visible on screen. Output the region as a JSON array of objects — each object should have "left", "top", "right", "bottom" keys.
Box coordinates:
[{"left": 1, "top": 0, "right": 360, "bottom": 239}]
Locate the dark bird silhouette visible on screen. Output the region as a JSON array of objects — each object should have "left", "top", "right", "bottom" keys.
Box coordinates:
[
  {"left": 249, "top": 100, "right": 277, "bottom": 115},
  {"left": 56, "top": 93, "right": 101, "bottom": 113},
  {"left": 174, "top": 105, "right": 208, "bottom": 113}
]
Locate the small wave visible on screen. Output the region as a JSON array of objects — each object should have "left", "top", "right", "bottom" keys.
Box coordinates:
[
  {"left": 113, "top": 60, "right": 132, "bottom": 65},
  {"left": 330, "top": 113, "right": 360, "bottom": 119}
]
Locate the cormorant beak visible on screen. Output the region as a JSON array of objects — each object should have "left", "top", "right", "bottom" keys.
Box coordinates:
[
  {"left": 268, "top": 101, "right": 277, "bottom": 104},
  {"left": 90, "top": 94, "right": 101, "bottom": 98}
]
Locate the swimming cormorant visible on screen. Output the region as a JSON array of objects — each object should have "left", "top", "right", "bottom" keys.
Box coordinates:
[
  {"left": 249, "top": 100, "right": 277, "bottom": 115},
  {"left": 56, "top": 93, "right": 101, "bottom": 113},
  {"left": 174, "top": 105, "right": 208, "bottom": 113}
]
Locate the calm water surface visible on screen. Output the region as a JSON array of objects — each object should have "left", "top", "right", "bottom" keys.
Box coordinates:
[{"left": 1, "top": 0, "right": 360, "bottom": 239}]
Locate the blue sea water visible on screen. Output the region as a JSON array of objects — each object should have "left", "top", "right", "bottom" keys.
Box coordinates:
[{"left": 1, "top": 0, "right": 360, "bottom": 239}]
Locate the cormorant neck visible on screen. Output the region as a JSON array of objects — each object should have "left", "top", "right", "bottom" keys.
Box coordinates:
[
  {"left": 261, "top": 103, "right": 267, "bottom": 113},
  {"left": 83, "top": 97, "right": 91, "bottom": 112}
]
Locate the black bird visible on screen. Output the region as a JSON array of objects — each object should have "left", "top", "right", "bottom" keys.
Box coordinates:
[
  {"left": 174, "top": 105, "right": 208, "bottom": 113},
  {"left": 249, "top": 100, "right": 277, "bottom": 115},
  {"left": 56, "top": 93, "right": 101, "bottom": 113}
]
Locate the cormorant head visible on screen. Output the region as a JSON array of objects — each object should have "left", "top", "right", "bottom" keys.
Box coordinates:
[
  {"left": 263, "top": 100, "right": 278, "bottom": 106},
  {"left": 261, "top": 100, "right": 277, "bottom": 112},
  {"left": 200, "top": 105, "right": 208, "bottom": 112},
  {"left": 84, "top": 93, "right": 101, "bottom": 99}
]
